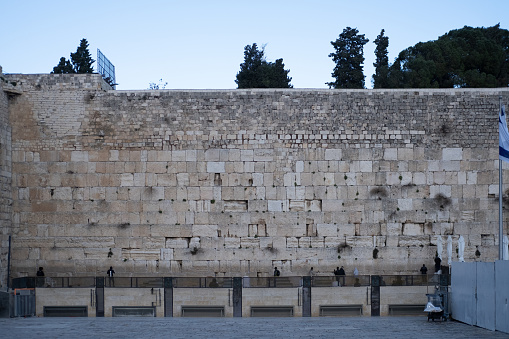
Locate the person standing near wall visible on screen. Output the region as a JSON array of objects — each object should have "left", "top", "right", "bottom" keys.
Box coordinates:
[
  {"left": 107, "top": 266, "right": 115, "bottom": 287},
  {"left": 434, "top": 256, "right": 442, "bottom": 274},
  {"left": 36, "top": 267, "right": 44, "bottom": 287}
]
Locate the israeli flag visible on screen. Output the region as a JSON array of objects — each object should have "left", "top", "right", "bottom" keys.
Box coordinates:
[{"left": 500, "top": 105, "right": 509, "bottom": 162}]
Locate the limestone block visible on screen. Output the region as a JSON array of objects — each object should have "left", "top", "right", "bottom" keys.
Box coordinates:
[
  {"left": 310, "top": 237, "right": 325, "bottom": 248},
  {"left": 165, "top": 237, "right": 189, "bottom": 248},
  {"left": 398, "top": 235, "right": 429, "bottom": 247},
  {"left": 296, "top": 161, "right": 304, "bottom": 173},
  {"left": 172, "top": 151, "right": 186, "bottom": 162},
  {"left": 398, "top": 199, "right": 413, "bottom": 211},
  {"left": 324, "top": 237, "right": 342, "bottom": 248},
  {"left": 325, "top": 149, "right": 341, "bottom": 160},
  {"left": 306, "top": 200, "right": 322, "bottom": 212},
  {"left": 271, "top": 236, "right": 287, "bottom": 249},
  {"left": 285, "top": 237, "right": 299, "bottom": 247},
  {"left": 207, "top": 161, "right": 225, "bottom": 173},
  {"left": 192, "top": 224, "right": 218, "bottom": 237},
  {"left": 294, "top": 186, "right": 305, "bottom": 200},
  {"left": 133, "top": 173, "right": 145, "bottom": 186},
  {"left": 223, "top": 223, "right": 249, "bottom": 237},
  {"left": 199, "top": 236, "right": 224, "bottom": 249},
  {"left": 71, "top": 151, "right": 89, "bottom": 162},
  {"left": 123, "top": 249, "right": 160, "bottom": 260},
  {"left": 466, "top": 172, "right": 477, "bottom": 184},
  {"left": 268, "top": 200, "right": 288, "bottom": 212},
  {"left": 322, "top": 200, "right": 341, "bottom": 212},
  {"left": 248, "top": 200, "right": 267, "bottom": 212},
  {"left": 241, "top": 237, "right": 260, "bottom": 248},
  {"left": 120, "top": 173, "right": 134, "bottom": 186},
  {"left": 251, "top": 172, "right": 263, "bottom": 186},
  {"left": 286, "top": 187, "right": 296, "bottom": 200},
  {"left": 443, "top": 148, "right": 462, "bottom": 161},
  {"left": 317, "top": 223, "right": 337, "bottom": 236},
  {"left": 357, "top": 223, "right": 381, "bottom": 236},
  {"left": 161, "top": 248, "right": 174, "bottom": 260},
  {"left": 346, "top": 236, "right": 373, "bottom": 247},
  {"left": 258, "top": 236, "right": 273, "bottom": 249},
  {"left": 358, "top": 160, "right": 372, "bottom": 173},
  {"left": 241, "top": 150, "right": 254, "bottom": 161},
  {"left": 205, "top": 149, "right": 220, "bottom": 161},
  {"left": 383, "top": 148, "right": 397, "bottom": 161},
  {"left": 253, "top": 149, "right": 273, "bottom": 161},
  {"left": 402, "top": 223, "right": 423, "bottom": 235},
  {"left": 143, "top": 237, "right": 165, "bottom": 249},
  {"left": 338, "top": 224, "right": 355, "bottom": 236},
  {"left": 185, "top": 150, "right": 197, "bottom": 162},
  {"left": 386, "top": 235, "right": 399, "bottom": 247},
  {"left": 224, "top": 237, "right": 241, "bottom": 248}
]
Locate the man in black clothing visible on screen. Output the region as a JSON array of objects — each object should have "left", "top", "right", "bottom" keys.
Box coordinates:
[
  {"left": 273, "top": 267, "right": 280, "bottom": 276},
  {"left": 434, "top": 256, "right": 442, "bottom": 273},
  {"left": 420, "top": 264, "right": 428, "bottom": 274},
  {"left": 107, "top": 266, "right": 115, "bottom": 287},
  {"left": 36, "top": 267, "right": 45, "bottom": 287}
]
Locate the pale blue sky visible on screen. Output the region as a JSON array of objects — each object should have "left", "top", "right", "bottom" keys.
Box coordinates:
[{"left": 1, "top": 0, "right": 507, "bottom": 90}]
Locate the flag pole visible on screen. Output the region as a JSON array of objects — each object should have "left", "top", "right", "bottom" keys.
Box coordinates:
[{"left": 500, "top": 96, "right": 504, "bottom": 260}]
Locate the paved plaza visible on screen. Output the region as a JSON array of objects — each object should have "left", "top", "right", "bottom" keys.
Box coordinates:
[{"left": 0, "top": 316, "right": 507, "bottom": 338}]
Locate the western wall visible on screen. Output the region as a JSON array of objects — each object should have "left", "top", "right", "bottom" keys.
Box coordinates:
[{"left": 1, "top": 71, "right": 508, "bottom": 286}]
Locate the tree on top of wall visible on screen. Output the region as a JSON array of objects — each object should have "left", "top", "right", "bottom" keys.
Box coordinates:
[
  {"left": 385, "top": 24, "right": 509, "bottom": 88},
  {"left": 235, "top": 43, "right": 292, "bottom": 88},
  {"left": 372, "top": 29, "right": 390, "bottom": 89},
  {"left": 51, "top": 39, "right": 95, "bottom": 74},
  {"left": 327, "top": 27, "right": 369, "bottom": 89}
]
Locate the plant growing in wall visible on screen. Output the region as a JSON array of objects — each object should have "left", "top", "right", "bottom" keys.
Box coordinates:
[
  {"left": 434, "top": 193, "right": 451, "bottom": 209},
  {"left": 108, "top": 248, "right": 113, "bottom": 258},
  {"left": 373, "top": 248, "right": 379, "bottom": 259}
]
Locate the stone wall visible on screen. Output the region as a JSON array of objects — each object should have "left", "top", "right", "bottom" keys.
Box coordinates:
[
  {"left": 0, "top": 67, "right": 13, "bottom": 288},
  {"left": 4, "top": 73, "right": 509, "bottom": 279}
]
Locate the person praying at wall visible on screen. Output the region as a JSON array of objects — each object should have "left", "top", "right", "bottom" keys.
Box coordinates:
[
  {"left": 335, "top": 266, "right": 346, "bottom": 286},
  {"left": 273, "top": 267, "right": 280, "bottom": 277},
  {"left": 434, "top": 256, "right": 442, "bottom": 274},
  {"left": 36, "top": 266, "right": 45, "bottom": 287},
  {"left": 107, "top": 266, "right": 115, "bottom": 287},
  {"left": 420, "top": 264, "right": 428, "bottom": 275},
  {"left": 36, "top": 267, "right": 45, "bottom": 277}
]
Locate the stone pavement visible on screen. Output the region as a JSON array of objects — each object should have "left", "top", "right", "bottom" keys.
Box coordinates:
[{"left": 0, "top": 316, "right": 508, "bottom": 338}]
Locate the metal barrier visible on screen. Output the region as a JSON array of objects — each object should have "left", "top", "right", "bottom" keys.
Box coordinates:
[
  {"left": 244, "top": 276, "right": 302, "bottom": 288},
  {"left": 379, "top": 274, "right": 448, "bottom": 286},
  {"left": 11, "top": 289, "right": 35, "bottom": 317},
  {"left": 11, "top": 274, "right": 450, "bottom": 289},
  {"left": 173, "top": 277, "right": 233, "bottom": 288},
  {"left": 44, "top": 277, "right": 96, "bottom": 288},
  {"left": 312, "top": 275, "right": 370, "bottom": 287},
  {"left": 106, "top": 277, "right": 164, "bottom": 288}
]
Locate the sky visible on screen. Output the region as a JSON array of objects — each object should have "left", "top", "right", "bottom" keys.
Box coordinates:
[{"left": 1, "top": 0, "right": 508, "bottom": 90}]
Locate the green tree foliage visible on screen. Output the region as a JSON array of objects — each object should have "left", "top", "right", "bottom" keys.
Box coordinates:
[
  {"left": 327, "top": 27, "right": 369, "bottom": 89},
  {"left": 71, "top": 39, "right": 95, "bottom": 73},
  {"left": 386, "top": 24, "right": 509, "bottom": 88},
  {"left": 235, "top": 43, "right": 292, "bottom": 88},
  {"left": 372, "top": 29, "right": 390, "bottom": 89},
  {"left": 52, "top": 57, "right": 74, "bottom": 74},
  {"left": 51, "top": 38, "right": 95, "bottom": 74}
]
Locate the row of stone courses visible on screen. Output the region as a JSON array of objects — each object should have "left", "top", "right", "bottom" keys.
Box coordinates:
[{"left": 11, "top": 145, "right": 483, "bottom": 163}]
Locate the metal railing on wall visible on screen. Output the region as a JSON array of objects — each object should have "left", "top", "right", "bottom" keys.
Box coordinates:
[{"left": 11, "top": 274, "right": 448, "bottom": 289}]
